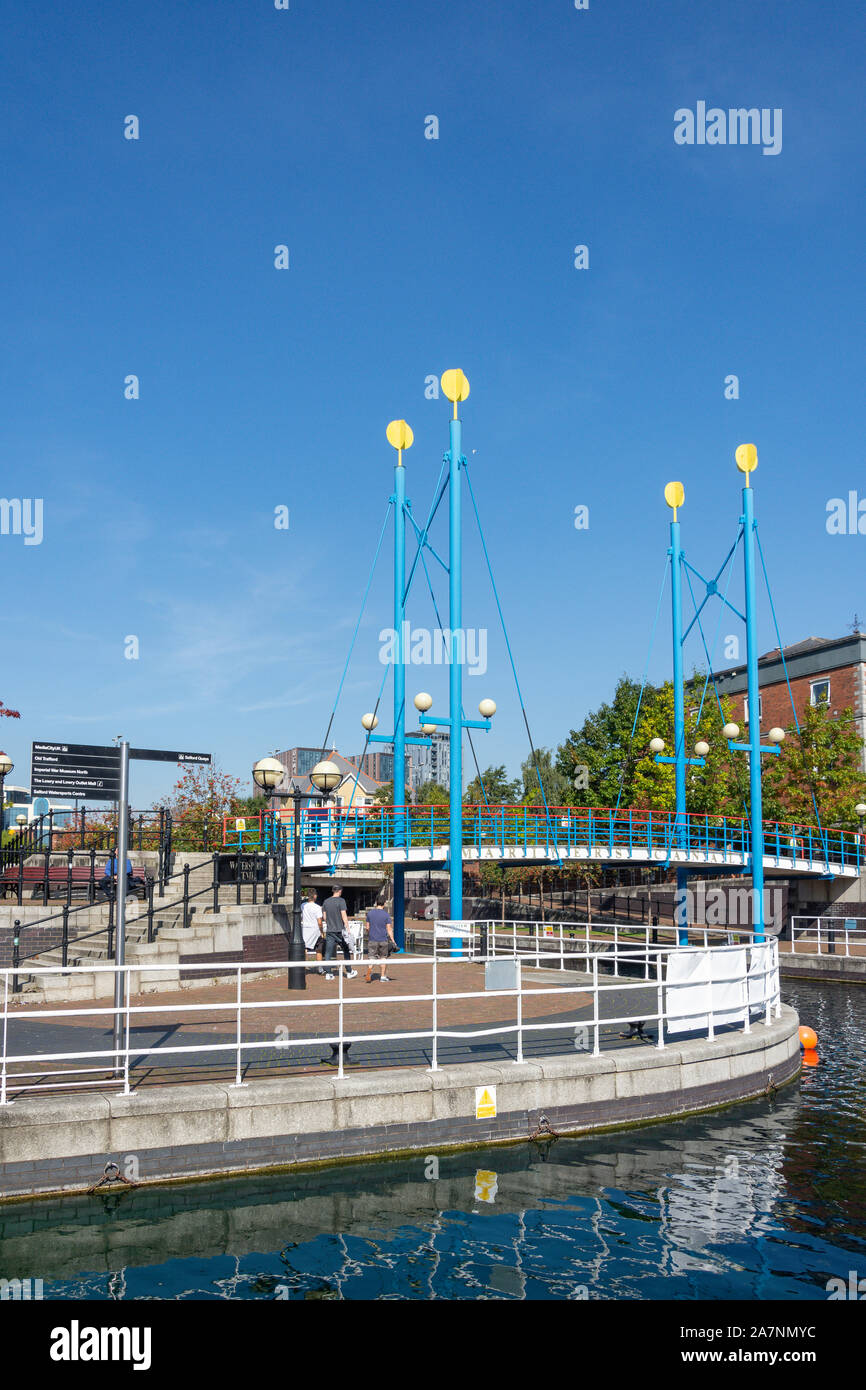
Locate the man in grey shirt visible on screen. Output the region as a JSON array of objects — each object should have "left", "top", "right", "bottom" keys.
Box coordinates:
[{"left": 322, "top": 886, "right": 357, "bottom": 980}]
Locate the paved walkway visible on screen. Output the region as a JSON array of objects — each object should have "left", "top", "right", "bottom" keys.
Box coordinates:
[{"left": 1, "top": 961, "right": 668, "bottom": 1094}]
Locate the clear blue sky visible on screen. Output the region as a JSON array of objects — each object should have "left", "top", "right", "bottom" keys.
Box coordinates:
[{"left": 2, "top": 0, "right": 864, "bottom": 804}]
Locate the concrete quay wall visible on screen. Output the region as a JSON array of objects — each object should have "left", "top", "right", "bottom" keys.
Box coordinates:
[
  {"left": 779, "top": 952, "right": 866, "bottom": 983},
  {"left": 0, "top": 1006, "right": 800, "bottom": 1200}
]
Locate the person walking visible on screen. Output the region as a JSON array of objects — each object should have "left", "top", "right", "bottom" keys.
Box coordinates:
[
  {"left": 322, "top": 885, "right": 357, "bottom": 981},
  {"left": 301, "top": 889, "right": 325, "bottom": 975},
  {"left": 364, "top": 899, "right": 396, "bottom": 982}
]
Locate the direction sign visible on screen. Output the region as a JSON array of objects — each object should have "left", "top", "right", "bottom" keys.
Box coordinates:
[
  {"left": 30, "top": 742, "right": 212, "bottom": 801},
  {"left": 31, "top": 742, "right": 121, "bottom": 801},
  {"left": 129, "top": 749, "right": 212, "bottom": 764}
]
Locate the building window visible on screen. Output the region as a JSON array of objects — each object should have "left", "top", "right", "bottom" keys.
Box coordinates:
[
  {"left": 744, "top": 695, "right": 762, "bottom": 723},
  {"left": 810, "top": 679, "right": 830, "bottom": 707}
]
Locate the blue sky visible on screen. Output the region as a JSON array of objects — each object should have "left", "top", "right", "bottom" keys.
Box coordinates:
[{"left": 2, "top": 0, "right": 864, "bottom": 804}]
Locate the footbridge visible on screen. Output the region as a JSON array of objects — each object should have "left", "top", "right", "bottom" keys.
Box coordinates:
[{"left": 228, "top": 806, "right": 863, "bottom": 881}]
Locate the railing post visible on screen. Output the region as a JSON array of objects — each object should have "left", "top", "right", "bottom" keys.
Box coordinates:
[
  {"left": 592, "top": 952, "right": 600, "bottom": 1055},
  {"left": 212, "top": 852, "right": 220, "bottom": 914},
  {"left": 656, "top": 947, "right": 665, "bottom": 1049},
  {"left": 17, "top": 851, "right": 23, "bottom": 906},
  {"left": 252, "top": 852, "right": 258, "bottom": 905},
  {"left": 89, "top": 847, "right": 96, "bottom": 904},
  {"left": 79, "top": 806, "right": 86, "bottom": 849},
  {"left": 515, "top": 958, "right": 524, "bottom": 1064},
  {"left": 12, "top": 921, "right": 21, "bottom": 994},
  {"left": 107, "top": 896, "right": 115, "bottom": 959},
  {"left": 42, "top": 849, "right": 50, "bottom": 907},
  {"left": 66, "top": 848, "right": 73, "bottom": 907},
  {"left": 337, "top": 963, "right": 345, "bottom": 1079},
  {"left": 146, "top": 878, "right": 155, "bottom": 944},
  {"left": 183, "top": 863, "right": 190, "bottom": 930},
  {"left": 61, "top": 905, "right": 69, "bottom": 970}
]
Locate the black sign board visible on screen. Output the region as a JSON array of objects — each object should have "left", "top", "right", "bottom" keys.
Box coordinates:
[
  {"left": 130, "top": 749, "right": 212, "bottom": 765},
  {"left": 31, "top": 742, "right": 121, "bottom": 801},
  {"left": 31, "top": 742, "right": 212, "bottom": 801},
  {"left": 218, "top": 853, "right": 267, "bottom": 884}
]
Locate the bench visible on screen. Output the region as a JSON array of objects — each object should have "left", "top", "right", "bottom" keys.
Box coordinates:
[{"left": 0, "top": 864, "right": 150, "bottom": 901}]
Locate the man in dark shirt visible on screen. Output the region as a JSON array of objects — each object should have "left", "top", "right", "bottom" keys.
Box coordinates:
[
  {"left": 365, "top": 901, "right": 395, "bottom": 982},
  {"left": 322, "top": 886, "right": 357, "bottom": 980},
  {"left": 101, "top": 854, "right": 134, "bottom": 899}
]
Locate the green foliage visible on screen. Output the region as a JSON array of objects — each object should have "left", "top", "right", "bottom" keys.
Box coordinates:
[
  {"left": 519, "top": 747, "right": 569, "bottom": 806},
  {"left": 761, "top": 705, "right": 866, "bottom": 828},
  {"left": 464, "top": 764, "right": 520, "bottom": 805},
  {"left": 631, "top": 679, "right": 743, "bottom": 816},
  {"left": 556, "top": 675, "right": 651, "bottom": 809},
  {"left": 416, "top": 781, "right": 449, "bottom": 807}
]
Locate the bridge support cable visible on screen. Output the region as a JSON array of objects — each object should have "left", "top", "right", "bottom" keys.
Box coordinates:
[
  {"left": 316, "top": 499, "right": 394, "bottom": 766},
  {"left": 614, "top": 556, "right": 670, "bottom": 816},
  {"left": 755, "top": 529, "right": 829, "bottom": 858},
  {"left": 463, "top": 463, "right": 561, "bottom": 863},
  {"left": 682, "top": 547, "right": 750, "bottom": 819},
  {"left": 416, "top": 533, "right": 491, "bottom": 809}
]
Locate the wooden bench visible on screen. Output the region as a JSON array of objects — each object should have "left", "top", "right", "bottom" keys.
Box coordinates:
[{"left": 0, "top": 864, "right": 150, "bottom": 901}]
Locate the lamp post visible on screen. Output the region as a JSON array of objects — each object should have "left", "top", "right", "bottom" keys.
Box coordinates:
[
  {"left": 414, "top": 690, "right": 496, "bottom": 951},
  {"left": 0, "top": 753, "right": 12, "bottom": 837},
  {"left": 254, "top": 755, "right": 343, "bottom": 990},
  {"left": 360, "top": 419, "right": 434, "bottom": 948}
]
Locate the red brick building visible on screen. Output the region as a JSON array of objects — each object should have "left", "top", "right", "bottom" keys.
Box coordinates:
[{"left": 713, "top": 632, "right": 866, "bottom": 771}]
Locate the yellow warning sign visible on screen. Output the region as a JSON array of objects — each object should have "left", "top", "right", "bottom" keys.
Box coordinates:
[
  {"left": 475, "top": 1085, "right": 497, "bottom": 1119},
  {"left": 474, "top": 1169, "right": 498, "bottom": 1203},
  {"left": 235, "top": 818, "right": 246, "bottom": 832}
]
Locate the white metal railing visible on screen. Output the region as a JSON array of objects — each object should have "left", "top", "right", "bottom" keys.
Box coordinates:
[
  {"left": 789, "top": 915, "right": 866, "bottom": 956},
  {"left": 0, "top": 938, "right": 781, "bottom": 1103},
  {"left": 439, "top": 919, "right": 764, "bottom": 977}
]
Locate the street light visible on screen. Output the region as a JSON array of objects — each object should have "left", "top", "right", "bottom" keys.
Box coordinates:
[
  {"left": 253, "top": 756, "right": 307, "bottom": 991},
  {"left": 855, "top": 802, "right": 866, "bottom": 834}
]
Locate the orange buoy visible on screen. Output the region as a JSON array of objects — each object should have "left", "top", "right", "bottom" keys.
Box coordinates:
[
  {"left": 799, "top": 1025, "right": 818, "bottom": 1050},
  {"left": 802, "top": 1049, "right": 820, "bottom": 1068}
]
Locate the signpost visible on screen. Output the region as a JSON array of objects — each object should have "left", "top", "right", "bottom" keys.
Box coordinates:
[
  {"left": 31, "top": 740, "right": 211, "bottom": 1076},
  {"left": 31, "top": 742, "right": 121, "bottom": 801}
]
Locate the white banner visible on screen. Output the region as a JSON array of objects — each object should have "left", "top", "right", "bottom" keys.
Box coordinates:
[
  {"left": 747, "top": 943, "right": 776, "bottom": 1011},
  {"left": 665, "top": 948, "right": 747, "bottom": 1034}
]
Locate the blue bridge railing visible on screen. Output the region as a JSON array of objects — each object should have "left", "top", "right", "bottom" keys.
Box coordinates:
[{"left": 222, "top": 805, "right": 864, "bottom": 873}]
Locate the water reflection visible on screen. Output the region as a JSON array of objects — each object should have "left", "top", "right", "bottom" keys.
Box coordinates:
[{"left": 1, "top": 981, "right": 863, "bottom": 1301}]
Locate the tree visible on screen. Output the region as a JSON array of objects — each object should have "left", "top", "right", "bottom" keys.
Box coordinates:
[
  {"left": 373, "top": 780, "right": 394, "bottom": 806},
  {"left": 761, "top": 704, "right": 866, "bottom": 829},
  {"left": 556, "top": 675, "right": 652, "bottom": 809},
  {"left": 415, "top": 781, "right": 449, "bottom": 807},
  {"left": 520, "top": 747, "right": 569, "bottom": 806},
  {"left": 464, "top": 764, "right": 520, "bottom": 805},
  {"left": 161, "top": 762, "right": 243, "bottom": 849},
  {"left": 630, "top": 679, "right": 743, "bottom": 816},
  {"left": 0, "top": 702, "right": 20, "bottom": 720}
]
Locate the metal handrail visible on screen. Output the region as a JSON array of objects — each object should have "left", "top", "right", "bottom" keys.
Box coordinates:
[{"left": 0, "top": 937, "right": 781, "bottom": 1103}]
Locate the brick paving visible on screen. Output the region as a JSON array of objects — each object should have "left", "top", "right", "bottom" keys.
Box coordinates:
[
  {"left": 3, "top": 960, "right": 621, "bottom": 1095},
  {"left": 7, "top": 960, "right": 591, "bottom": 1033}
]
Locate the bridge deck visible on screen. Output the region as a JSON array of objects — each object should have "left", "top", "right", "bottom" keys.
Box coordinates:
[{"left": 226, "top": 806, "right": 863, "bottom": 880}]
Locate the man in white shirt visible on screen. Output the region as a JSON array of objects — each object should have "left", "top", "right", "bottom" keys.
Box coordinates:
[{"left": 301, "top": 890, "right": 325, "bottom": 975}]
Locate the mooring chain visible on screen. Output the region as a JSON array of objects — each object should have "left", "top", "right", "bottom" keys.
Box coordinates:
[{"left": 87, "top": 1160, "right": 137, "bottom": 1195}]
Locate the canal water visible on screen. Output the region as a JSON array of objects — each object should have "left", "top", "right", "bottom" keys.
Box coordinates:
[{"left": 1, "top": 979, "right": 863, "bottom": 1301}]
